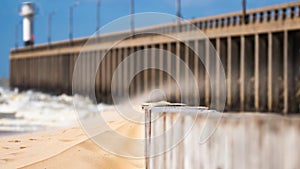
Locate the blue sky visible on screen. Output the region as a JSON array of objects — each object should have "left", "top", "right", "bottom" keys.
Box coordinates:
[{"left": 0, "top": 0, "right": 296, "bottom": 77}]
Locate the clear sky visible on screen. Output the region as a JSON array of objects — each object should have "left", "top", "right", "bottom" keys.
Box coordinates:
[{"left": 0, "top": 0, "right": 296, "bottom": 78}]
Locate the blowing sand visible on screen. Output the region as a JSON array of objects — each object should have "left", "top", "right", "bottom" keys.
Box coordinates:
[{"left": 0, "top": 110, "right": 145, "bottom": 169}]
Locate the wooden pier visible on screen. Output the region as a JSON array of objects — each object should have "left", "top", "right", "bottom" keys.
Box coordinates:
[{"left": 10, "top": 2, "right": 300, "bottom": 114}]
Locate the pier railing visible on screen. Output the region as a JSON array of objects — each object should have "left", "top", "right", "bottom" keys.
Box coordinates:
[
  {"left": 190, "top": 1, "right": 300, "bottom": 29},
  {"left": 11, "top": 1, "right": 300, "bottom": 55}
]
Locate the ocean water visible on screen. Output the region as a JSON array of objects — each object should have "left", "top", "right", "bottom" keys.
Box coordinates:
[{"left": 0, "top": 87, "right": 101, "bottom": 135}]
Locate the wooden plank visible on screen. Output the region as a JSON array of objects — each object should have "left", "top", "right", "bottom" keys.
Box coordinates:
[
  {"left": 205, "top": 39, "right": 210, "bottom": 106},
  {"left": 268, "top": 33, "right": 273, "bottom": 112},
  {"left": 82, "top": 52, "right": 87, "bottom": 94},
  {"left": 101, "top": 50, "right": 106, "bottom": 94},
  {"left": 117, "top": 48, "right": 122, "bottom": 98},
  {"left": 194, "top": 40, "right": 199, "bottom": 105},
  {"left": 176, "top": 42, "right": 181, "bottom": 102},
  {"left": 216, "top": 38, "right": 221, "bottom": 108},
  {"left": 283, "top": 30, "right": 288, "bottom": 114},
  {"left": 255, "top": 34, "right": 259, "bottom": 111},
  {"left": 135, "top": 47, "right": 141, "bottom": 96},
  {"left": 151, "top": 45, "right": 156, "bottom": 92},
  {"left": 227, "top": 37, "right": 232, "bottom": 108},
  {"left": 143, "top": 45, "right": 148, "bottom": 94},
  {"left": 9, "top": 60, "right": 13, "bottom": 87},
  {"left": 185, "top": 41, "right": 189, "bottom": 104},
  {"left": 91, "top": 51, "right": 96, "bottom": 96},
  {"left": 107, "top": 50, "right": 112, "bottom": 97},
  {"left": 96, "top": 50, "right": 101, "bottom": 100},
  {"left": 128, "top": 47, "right": 134, "bottom": 97},
  {"left": 198, "top": 40, "right": 206, "bottom": 106},
  {"left": 159, "top": 44, "right": 164, "bottom": 90},
  {"left": 240, "top": 36, "right": 245, "bottom": 111},
  {"left": 111, "top": 48, "right": 117, "bottom": 98}
]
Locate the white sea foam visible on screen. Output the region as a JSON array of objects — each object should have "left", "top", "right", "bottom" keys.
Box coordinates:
[{"left": 0, "top": 87, "right": 97, "bottom": 133}]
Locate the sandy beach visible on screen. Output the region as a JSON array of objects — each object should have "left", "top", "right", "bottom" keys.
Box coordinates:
[
  {"left": 0, "top": 87, "right": 145, "bottom": 168},
  {"left": 0, "top": 124, "right": 144, "bottom": 169}
]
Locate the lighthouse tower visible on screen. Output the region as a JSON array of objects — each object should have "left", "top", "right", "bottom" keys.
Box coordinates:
[{"left": 20, "top": 2, "right": 35, "bottom": 46}]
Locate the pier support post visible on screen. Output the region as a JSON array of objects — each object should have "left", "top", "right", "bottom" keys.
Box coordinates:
[
  {"left": 268, "top": 33, "right": 273, "bottom": 112},
  {"left": 283, "top": 30, "right": 288, "bottom": 114},
  {"left": 255, "top": 34, "right": 259, "bottom": 111},
  {"left": 227, "top": 37, "right": 232, "bottom": 109},
  {"left": 240, "top": 36, "right": 245, "bottom": 111}
]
